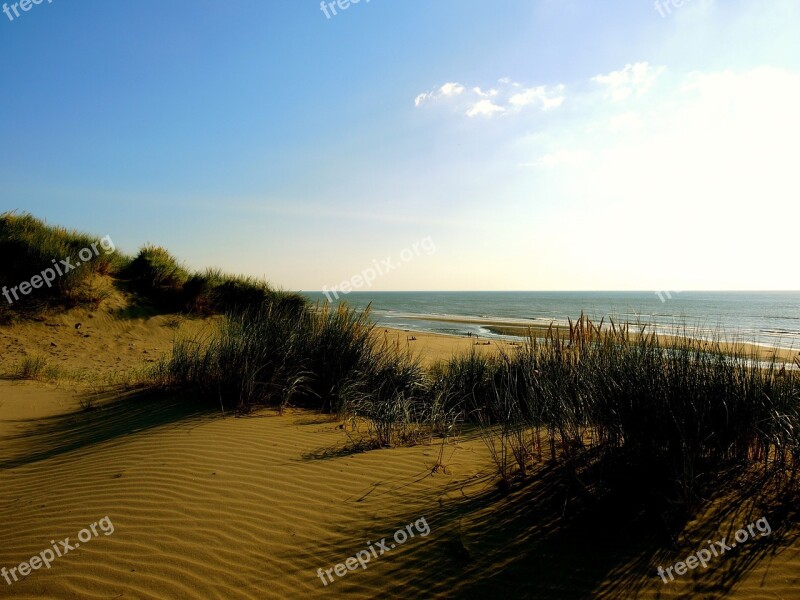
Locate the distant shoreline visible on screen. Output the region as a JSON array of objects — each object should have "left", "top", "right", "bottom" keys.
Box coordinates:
[
  {"left": 302, "top": 291, "right": 800, "bottom": 352},
  {"left": 400, "top": 312, "right": 799, "bottom": 350},
  {"left": 381, "top": 322, "right": 800, "bottom": 367}
]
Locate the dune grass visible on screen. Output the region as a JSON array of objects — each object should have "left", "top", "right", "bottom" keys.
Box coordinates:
[
  {"left": 0, "top": 212, "right": 127, "bottom": 318},
  {"left": 437, "top": 316, "right": 800, "bottom": 513},
  {"left": 153, "top": 303, "right": 424, "bottom": 417},
  {"left": 182, "top": 268, "right": 306, "bottom": 315},
  {"left": 123, "top": 244, "right": 189, "bottom": 308},
  {"left": 12, "top": 355, "right": 60, "bottom": 381},
  {"left": 151, "top": 305, "right": 799, "bottom": 516},
  {"left": 123, "top": 247, "right": 305, "bottom": 315},
  {"left": 1, "top": 212, "right": 305, "bottom": 319}
]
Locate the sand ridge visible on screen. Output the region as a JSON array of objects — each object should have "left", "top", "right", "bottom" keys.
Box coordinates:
[{"left": 0, "top": 383, "right": 495, "bottom": 599}]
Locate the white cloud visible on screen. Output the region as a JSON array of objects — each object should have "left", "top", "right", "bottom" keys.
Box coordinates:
[
  {"left": 592, "top": 62, "right": 664, "bottom": 101},
  {"left": 473, "top": 86, "right": 499, "bottom": 98},
  {"left": 414, "top": 92, "right": 432, "bottom": 107},
  {"left": 414, "top": 82, "right": 465, "bottom": 107},
  {"left": 414, "top": 79, "right": 565, "bottom": 117},
  {"left": 509, "top": 84, "right": 566, "bottom": 111},
  {"left": 466, "top": 99, "right": 505, "bottom": 118},
  {"left": 439, "top": 82, "right": 465, "bottom": 96}
]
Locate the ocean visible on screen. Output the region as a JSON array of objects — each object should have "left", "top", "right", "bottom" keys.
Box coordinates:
[{"left": 301, "top": 291, "right": 800, "bottom": 350}]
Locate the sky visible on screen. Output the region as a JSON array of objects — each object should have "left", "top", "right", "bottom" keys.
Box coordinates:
[{"left": 1, "top": 0, "right": 799, "bottom": 291}]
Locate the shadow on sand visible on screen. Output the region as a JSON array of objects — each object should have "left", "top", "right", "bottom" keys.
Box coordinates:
[
  {"left": 289, "top": 454, "right": 797, "bottom": 599},
  {"left": 2, "top": 393, "right": 794, "bottom": 599},
  {"left": 0, "top": 388, "right": 217, "bottom": 470}
]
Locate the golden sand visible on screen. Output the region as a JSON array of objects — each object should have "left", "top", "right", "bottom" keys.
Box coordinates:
[
  {"left": 0, "top": 308, "right": 798, "bottom": 598},
  {"left": 382, "top": 330, "right": 799, "bottom": 372}
]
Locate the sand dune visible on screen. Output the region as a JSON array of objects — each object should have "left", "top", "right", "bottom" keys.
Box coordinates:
[
  {"left": 0, "top": 382, "right": 492, "bottom": 599},
  {"left": 0, "top": 297, "right": 216, "bottom": 384},
  {"left": 1, "top": 308, "right": 798, "bottom": 599}
]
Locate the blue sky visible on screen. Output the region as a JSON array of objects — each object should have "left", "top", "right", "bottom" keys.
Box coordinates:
[{"left": 2, "top": 0, "right": 799, "bottom": 291}]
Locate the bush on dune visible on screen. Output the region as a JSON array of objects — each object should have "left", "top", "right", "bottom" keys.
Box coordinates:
[
  {"left": 123, "top": 249, "right": 307, "bottom": 315},
  {"left": 154, "top": 303, "right": 422, "bottom": 423},
  {"left": 0, "top": 211, "right": 128, "bottom": 317},
  {"left": 123, "top": 245, "right": 189, "bottom": 309},
  {"left": 160, "top": 301, "right": 309, "bottom": 411},
  {"left": 182, "top": 268, "right": 305, "bottom": 316},
  {"left": 436, "top": 316, "right": 800, "bottom": 513},
  {"left": 0, "top": 212, "right": 306, "bottom": 320}
]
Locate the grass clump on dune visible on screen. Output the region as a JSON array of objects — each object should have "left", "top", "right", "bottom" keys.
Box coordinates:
[
  {"left": 124, "top": 249, "right": 305, "bottom": 315},
  {"left": 0, "top": 212, "right": 127, "bottom": 318},
  {"left": 0, "top": 212, "right": 306, "bottom": 319},
  {"left": 436, "top": 316, "right": 800, "bottom": 513},
  {"left": 182, "top": 268, "right": 306, "bottom": 316},
  {"left": 153, "top": 303, "right": 425, "bottom": 429},
  {"left": 12, "top": 355, "right": 62, "bottom": 381},
  {"left": 123, "top": 244, "right": 189, "bottom": 309}
]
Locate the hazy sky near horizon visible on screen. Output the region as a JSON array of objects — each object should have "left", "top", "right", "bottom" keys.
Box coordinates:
[{"left": 2, "top": 0, "right": 799, "bottom": 291}]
